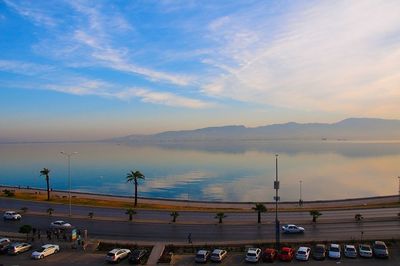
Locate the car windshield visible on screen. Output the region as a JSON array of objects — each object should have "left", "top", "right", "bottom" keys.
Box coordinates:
[
  {"left": 330, "top": 247, "right": 339, "bottom": 252},
  {"left": 37, "top": 247, "right": 46, "bottom": 252},
  {"left": 315, "top": 247, "right": 324, "bottom": 253},
  {"left": 107, "top": 252, "right": 115, "bottom": 256},
  {"left": 346, "top": 247, "right": 355, "bottom": 251},
  {"left": 281, "top": 250, "right": 288, "bottom": 255},
  {"left": 374, "top": 244, "right": 386, "bottom": 250},
  {"left": 247, "top": 253, "right": 256, "bottom": 256},
  {"left": 360, "top": 246, "right": 370, "bottom": 251},
  {"left": 298, "top": 251, "right": 306, "bottom": 254}
]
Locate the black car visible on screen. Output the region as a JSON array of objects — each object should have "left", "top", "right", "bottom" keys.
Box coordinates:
[
  {"left": 312, "top": 244, "right": 326, "bottom": 260},
  {"left": 129, "top": 249, "right": 148, "bottom": 264}
]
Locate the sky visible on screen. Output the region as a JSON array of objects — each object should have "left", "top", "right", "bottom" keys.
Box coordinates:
[{"left": 1, "top": 0, "right": 400, "bottom": 141}]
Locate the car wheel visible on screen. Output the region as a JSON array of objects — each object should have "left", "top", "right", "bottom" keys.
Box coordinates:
[
  {"left": 117, "top": 258, "right": 121, "bottom": 263},
  {"left": 40, "top": 255, "right": 44, "bottom": 259}
]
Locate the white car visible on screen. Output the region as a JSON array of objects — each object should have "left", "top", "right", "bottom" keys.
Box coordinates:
[
  {"left": 3, "top": 211, "right": 22, "bottom": 220},
  {"left": 281, "top": 224, "right": 305, "bottom": 233},
  {"left": 328, "top": 244, "right": 341, "bottom": 259},
  {"left": 296, "top": 246, "right": 311, "bottom": 261},
  {"left": 50, "top": 220, "right": 72, "bottom": 229},
  {"left": 359, "top": 244, "right": 373, "bottom": 258},
  {"left": 31, "top": 244, "right": 59, "bottom": 259},
  {"left": 210, "top": 249, "right": 227, "bottom": 262},
  {"left": 195, "top": 249, "right": 210, "bottom": 263},
  {"left": 245, "top": 247, "right": 261, "bottom": 262},
  {"left": 105, "top": 248, "right": 131, "bottom": 263},
  {"left": 344, "top": 244, "right": 357, "bottom": 258}
]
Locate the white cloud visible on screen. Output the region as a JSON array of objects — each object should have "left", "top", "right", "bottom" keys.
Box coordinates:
[
  {"left": 3, "top": 0, "right": 57, "bottom": 27},
  {"left": 0, "top": 60, "right": 55, "bottom": 75},
  {"left": 202, "top": 0, "right": 400, "bottom": 116}
]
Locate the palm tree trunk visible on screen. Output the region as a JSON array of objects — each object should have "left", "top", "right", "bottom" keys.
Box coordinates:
[
  {"left": 258, "top": 211, "right": 261, "bottom": 223},
  {"left": 134, "top": 180, "right": 138, "bottom": 207},
  {"left": 46, "top": 176, "right": 50, "bottom": 201},
  {"left": 219, "top": 217, "right": 222, "bottom": 223}
]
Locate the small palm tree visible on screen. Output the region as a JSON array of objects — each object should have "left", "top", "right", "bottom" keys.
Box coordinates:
[
  {"left": 215, "top": 212, "right": 227, "bottom": 224},
  {"left": 355, "top": 214, "right": 363, "bottom": 222},
  {"left": 252, "top": 203, "right": 267, "bottom": 224},
  {"left": 88, "top": 212, "right": 94, "bottom": 219},
  {"left": 310, "top": 210, "right": 322, "bottom": 222},
  {"left": 20, "top": 207, "right": 28, "bottom": 213},
  {"left": 19, "top": 224, "right": 32, "bottom": 241},
  {"left": 46, "top": 208, "right": 54, "bottom": 216},
  {"left": 40, "top": 168, "right": 51, "bottom": 201},
  {"left": 125, "top": 208, "right": 137, "bottom": 221},
  {"left": 170, "top": 211, "right": 179, "bottom": 222},
  {"left": 126, "top": 170, "right": 145, "bottom": 207}
]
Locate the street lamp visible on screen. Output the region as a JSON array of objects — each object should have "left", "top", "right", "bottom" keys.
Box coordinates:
[
  {"left": 299, "top": 180, "right": 303, "bottom": 206},
  {"left": 274, "top": 154, "right": 280, "bottom": 250},
  {"left": 60, "top": 151, "right": 78, "bottom": 217}
]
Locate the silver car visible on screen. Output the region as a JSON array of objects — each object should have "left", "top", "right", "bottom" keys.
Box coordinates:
[
  {"left": 344, "top": 244, "right": 357, "bottom": 258},
  {"left": 373, "top": 241, "right": 389, "bottom": 258},
  {"left": 105, "top": 248, "right": 131, "bottom": 263},
  {"left": 195, "top": 249, "right": 210, "bottom": 263},
  {"left": 8, "top": 242, "right": 32, "bottom": 255}
]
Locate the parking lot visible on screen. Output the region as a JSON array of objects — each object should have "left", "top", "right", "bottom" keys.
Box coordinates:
[{"left": 1, "top": 242, "right": 399, "bottom": 265}]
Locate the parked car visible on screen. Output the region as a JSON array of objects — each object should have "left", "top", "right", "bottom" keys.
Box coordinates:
[
  {"left": 245, "top": 247, "right": 261, "bottom": 263},
  {"left": 328, "top": 244, "right": 341, "bottom": 259},
  {"left": 278, "top": 247, "right": 295, "bottom": 261},
  {"left": 105, "top": 248, "right": 131, "bottom": 263},
  {"left": 344, "top": 244, "right": 357, "bottom": 258},
  {"left": 194, "top": 249, "right": 210, "bottom": 263},
  {"left": 281, "top": 224, "right": 305, "bottom": 233},
  {"left": 3, "top": 211, "right": 22, "bottom": 221},
  {"left": 0, "top": 238, "right": 11, "bottom": 254},
  {"left": 210, "top": 249, "right": 227, "bottom": 262},
  {"left": 50, "top": 220, "right": 72, "bottom": 229},
  {"left": 262, "top": 248, "right": 277, "bottom": 262},
  {"left": 359, "top": 244, "right": 373, "bottom": 258},
  {"left": 128, "top": 249, "right": 148, "bottom": 264},
  {"left": 8, "top": 242, "right": 32, "bottom": 255},
  {"left": 31, "top": 244, "right": 59, "bottom": 259},
  {"left": 296, "top": 246, "right": 311, "bottom": 261},
  {"left": 373, "top": 241, "right": 389, "bottom": 258},
  {"left": 312, "top": 244, "right": 326, "bottom": 260}
]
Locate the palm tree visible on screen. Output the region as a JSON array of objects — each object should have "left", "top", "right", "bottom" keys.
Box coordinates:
[
  {"left": 88, "top": 212, "right": 94, "bottom": 219},
  {"left": 310, "top": 210, "right": 322, "bottom": 222},
  {"left": 170, "top": 211, "right": 179, "bottom": 223},
  {"left": 355, "top": 214, "right": 363, "bottom": 222},
  {"left": 252, "top": 203, "right": 267, "bottom": 224},
  {"left": 126, "top": 170, "right": 145, "bottom": 207},
  {"left": 40, "top": 168, "right": 51, "bottom": 201},
  {"left": 125, "top": 208, "right": 137, "bottom": 221},
  {"left": 215, "top": 212, "right": 227, "bottom": 224},
  {"left": 46, "top": 208, "right": 54, "bottom": 216}
]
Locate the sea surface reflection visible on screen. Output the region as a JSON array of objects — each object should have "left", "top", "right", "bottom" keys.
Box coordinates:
[{"left": 0, "top": 140, "right": 399, "bottom": 202}]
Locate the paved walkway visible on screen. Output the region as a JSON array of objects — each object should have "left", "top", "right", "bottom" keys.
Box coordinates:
[{"left": 147, "top": 242, "right": 165, "bottom": 265}]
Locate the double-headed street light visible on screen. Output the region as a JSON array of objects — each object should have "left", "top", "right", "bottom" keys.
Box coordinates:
[
  {"left": 60, "top": 151, "right": 78, "bottom": 217},
  {"left": 274, "top": 154, "right": 280, "bottom": 250}
]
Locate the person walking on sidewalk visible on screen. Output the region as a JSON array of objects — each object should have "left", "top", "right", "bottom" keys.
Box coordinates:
[{"left": 187, "top": 233, "right": 192, "bottom": 244}]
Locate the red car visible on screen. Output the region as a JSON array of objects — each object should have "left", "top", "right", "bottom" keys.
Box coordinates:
[
  {"left": 262, "top": 248, "right": 278, "bottom": 262},
  {"left": 278, "top": 247, "right": 295, "bottom": 261}
]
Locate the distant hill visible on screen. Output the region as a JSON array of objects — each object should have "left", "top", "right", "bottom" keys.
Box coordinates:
[{"left": 110, "top": 118, "right": 400, "bottom": 142}]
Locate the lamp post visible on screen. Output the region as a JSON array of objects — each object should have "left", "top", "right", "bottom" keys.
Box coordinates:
[
  {"left": 299, "top": 180, "right": 303, "bottom": 206},
  {"left": 398, "top": 176, "right": 400, "bottom": 202},
  {"left": 274, "top": 154, "right": 280, "bottom": 250},
  {"left": 60, "top": 151, "right": 78, "bottom": 217}
]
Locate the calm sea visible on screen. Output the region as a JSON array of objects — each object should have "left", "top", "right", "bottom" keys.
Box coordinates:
[{"left": 0, "top": 140, "right": 399, "bottom": 202}]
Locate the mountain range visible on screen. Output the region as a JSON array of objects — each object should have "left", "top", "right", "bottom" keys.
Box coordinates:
[{"left": 110, "top": 118, "right": 400, "bottom": 142}]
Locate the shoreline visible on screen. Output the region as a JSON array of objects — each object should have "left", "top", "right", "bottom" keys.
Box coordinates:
[{"left": 1, "top": 185, "right": 399, "bottom": 211}]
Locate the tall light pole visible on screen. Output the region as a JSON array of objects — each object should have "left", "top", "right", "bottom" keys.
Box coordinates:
[
  {"left": 398, "top": 176, "right": 400, "bottom": 202},
  {"left": 60, "top": 151, "right": 78, "bottom": 217},
  {"left": 299, "top": 180, "right": 303, "bottom": 206},
  {"left": 274, "top": 154, "right": 280, "bottom": 250}
]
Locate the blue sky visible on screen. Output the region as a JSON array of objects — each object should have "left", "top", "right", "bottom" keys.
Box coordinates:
[{"left": 1, "top": 0, "right": 400, "bottom": 141}]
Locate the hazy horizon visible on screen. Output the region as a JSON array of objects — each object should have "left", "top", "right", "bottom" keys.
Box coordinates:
[{"left": 1, "top": 1, "right": 400, "bottom": 141}]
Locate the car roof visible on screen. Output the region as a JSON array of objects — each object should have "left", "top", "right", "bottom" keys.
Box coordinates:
[
  {"left": 197, "top": 250, "right": 209, "bottom": 255},
  {"left": 298, "top": 247, "right": 309, "bottom": 251},
  {"left": 248, "top": 248, "right": 260, "bottom": 251},
  {"left": 281, "top": 247, "right": 292, "bottom": 251},
  {"left": 0, "top": 238, "right": 10, "bottom": 242},
  {"left": 330, "top": 244, "right": 339, "bottom": 248},
  {"left": 359, "top": 244, "right": 371, "bottom": 247},
  {"left": 5, "top": 211, "right": 16, "bottom": 213},
  {"left": 374, "top": 241, "right": 386, "bottom": 246},
  {"left": 345, "top": 245, "right": 355, "bottom": 248},
  {"left": 212, "top": 249, "right": 225, "bottom": 253},
  {"left": 42, "top": 244, "right": 55, "bottom": 248}
]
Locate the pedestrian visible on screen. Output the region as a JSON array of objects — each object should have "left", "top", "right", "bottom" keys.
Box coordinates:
[{"left": 187, "top": 233, "right": 192, "bottom": 244}]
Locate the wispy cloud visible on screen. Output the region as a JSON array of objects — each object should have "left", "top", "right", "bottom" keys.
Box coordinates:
[
  {"left": 202, "top": 1, "right": 400, "bottom": 116},
  {"left": 0, "top": 60, "right": 55, "bottom": 75},
  {"left": 3, "top": 0, "right": 57, "bottom": 27}
]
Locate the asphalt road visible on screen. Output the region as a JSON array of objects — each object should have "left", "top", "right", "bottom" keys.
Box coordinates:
[
  {"left": 1, "top": 213, "right": 400, "bottom": 243},
  {"left": 0, "top": 198, "right": 399, "bottom": 224}
]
